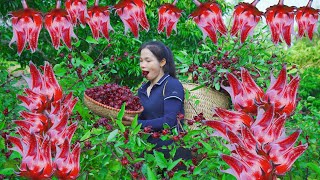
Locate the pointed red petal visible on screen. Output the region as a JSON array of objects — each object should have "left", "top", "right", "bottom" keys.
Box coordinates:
[
  {"left": 241, "top": 67, "right": 264, "bottom": 99},
  {"left": 275, "top": 144, "right": 308, "bottom": 175},
  {"left": 251, "top": 106, "right": 274, "bottom": 138},
  {"left": 44, "top": 62, "right": 63, "bottom": 102},
  {"left": 203, "top": 120, "right": 230, "bottom": 139},
  {"left": 29, "top": 62, "right": 43, "bottom": 90},
  {"left": 241, "top": 126, "right": 260, "bottom": 151},
  {"left": 264, "top": 130, "right": 302, "bottom": 158},
  {"left": 68, "top": 143, "right": 81, "bottom": 179},
  {"left": 221, "top": 154, "right": 249, "bottom": 179},
  {"left": 7, "top": 136, "right": 24, "bottom": 154}
]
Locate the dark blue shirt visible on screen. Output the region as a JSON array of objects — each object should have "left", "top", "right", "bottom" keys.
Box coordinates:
[{"left": 137, "top": 74, "right": 184, "bottom": 148}]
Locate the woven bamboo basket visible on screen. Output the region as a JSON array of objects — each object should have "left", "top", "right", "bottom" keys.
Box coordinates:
[
  {"left": 83, "top": 92, "right": 144, "bottom": 119},
  {"left": 182, "top": 83, "right": 230, "bottom": 129}
]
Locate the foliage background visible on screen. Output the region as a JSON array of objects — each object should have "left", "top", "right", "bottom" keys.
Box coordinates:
[{"left": 0, "top": 0, "right": 319, "bottom": 179}]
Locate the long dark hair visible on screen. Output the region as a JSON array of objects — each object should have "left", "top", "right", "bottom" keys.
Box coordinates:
[{"left": 138, "top": 41, "right": 177, "bottom": 78}]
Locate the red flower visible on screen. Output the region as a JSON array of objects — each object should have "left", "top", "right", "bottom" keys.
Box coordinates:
[
  {"left": 14, "top": 111, "right": 49, "bottom": 134},
  {"left": 114, "top": 0, "right": 150, "bottom": 38},
  {"left": 204, "top": 66, "right": 307, "bottom": 178},
  {"left": 44, "top": 0, "right": 78, "bottom": 50},
  {"left": 262, "top": 66, "right": 300, "bottom": 116},
  {"left": 10, "top": 61, "right": 80, "bottom": 179},
  {"left": 18, "top": 61, "right": 63, "bottom": 112},
  {"left": 208, "top": 106, "right": 308, "bottom": 178},
  {"left": 8, "top": 133, "right": 53, "bottom": 179},
  {"left": 86, "top": 0, "right": 114, "bottom": 40},
  {"left": 230, "top": 0, "right": 263, "bottom": 43},
  {"left": 222, "top": 67, "right": 264, "bottom": 114},
  {"left": 54, "top": 138, "right": 81, "bottom": 179},
  {"left": 265, "top": 0, "right": 295, "bottom": 46},
  {"left": 189, "top": 0, "right": 227, "bottom": 44},
  {"left": 250, "top": 106, "right": 287, "bottom": 144},
  {"left": 8, "top": 0, "right": 42, "bottom": 55},
  {"left": 296, "top": 0, "right": 319, "bottom": 40},
  {"left": 46, "top": 112, "right": 78, "bottom": 147},
  {"left": 157, "top": 0, "right": 182, "bottom": 38},
  {"left": 65, "top": 0, "right": 89, "bottom": 26}
]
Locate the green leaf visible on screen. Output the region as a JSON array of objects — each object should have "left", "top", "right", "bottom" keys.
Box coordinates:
[
  {"left": 190, "top": 84, "right": 205, "bottom": 91},
  {"left": 74, "top": 40, "right": 81, "bottom": 47},
  {"left": 80, "top": 130, "right": 91, "bottom": 141},
  {"left": 137, "top": 137, "right": 142, "bottom": 146},
  {"left": 167, "top": 158, "right": 182, "bottom": 171},
  {"left": 108, "top": 160, "right": 121, "bottom": 172},
  {"left": 0, "top": 138, "right": 5, "bottom": 149},
  {"left": 80, "top": 52, "right": 94, "bottom": 64},
  {"left": 288, "top": 68, "right": 298, "bottom": 74},
  {"left": 195, "top": 99, "right": 200, "bottom": 105},
  {"left": 193, "top": 166, "right": 202, "bottom": 175},
  {"left": 0, "top": 168, "right": 14, "bottom": 175},
  {"left": 185, "top": 89, "right": 190, "bottom": 100},
  {"left": 214, "top": 82, "right": 220, "bottom": 91},
  {"left": 0, "top": 119, "right": 5, "bottom": 130},
  {"left": 86, "top": 36, "right": 98, "bottom": 44},
  {"left": 107, "top": 129, "right": 119, "bottom": 142},
  {"left": 147, "top": 165, "right": 157, "bottom": 180},
  {"left": 115, "top": 146, "right": 123, "bottom": 156},
  {"left": 53, "top": 63, "right": 67, "bottom": 77},
  {"left": 307, "top": 162, "right": 320, "bottom": 174},
  {"left": 153, "top": 150, "right": 168, "bottom": 169},
  {"left": 89, "top": 153, "right": 104, "bottom": 162},
  {"left": 132, "top": 158, "right": 145, "bottom": 163},
  {"left": 116, "top": 103, "right": 126, "bottom": 132},
  {"left": 248, "top": 55, "right": 252, "bottom": 64},
  {"left": 201, "top": 140, "right": 212, "bottom": 151},
  {"left": 132, "top": 125, "right": 141, "bottom": 136},
  {"left": 131, "top": 114, "right": 138, "bottom": 129}
]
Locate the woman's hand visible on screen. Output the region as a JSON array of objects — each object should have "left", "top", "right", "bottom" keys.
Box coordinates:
[{"left": 122, "top": 116, "right": 134, "bottom": 126}]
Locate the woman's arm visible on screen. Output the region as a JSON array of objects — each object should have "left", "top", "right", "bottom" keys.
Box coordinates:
[{"left": 138, "top": 98, "right": 182, "bottom": 131}]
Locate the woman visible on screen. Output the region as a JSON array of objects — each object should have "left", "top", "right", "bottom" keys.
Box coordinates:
[{"left": 123, "top": 41, "right": 190, "bottom": 158}]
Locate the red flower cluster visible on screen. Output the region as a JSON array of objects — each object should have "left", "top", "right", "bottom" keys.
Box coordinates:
[
  {"left": 189, "top": 0, "right": 228, "bottom": 44},
  {"left": 8, "top": 0, "right": 320, "bottom": 54},
  {"left": 157, "top": 0, "right": 182, "bottom": 38},
  {"left": 65, "top": 0, "right": 89, "bottom": 26},
  {"left": 114, "top": 0, "right": 150, "bottom": 38},
  {"left": 45, "top": 0, "right": 78, "bottom": 50},
  {"left": 8, "top": 0, "right": 42, "bottom": 55},
  {"left": 296, "top": 0, "right": 319, "bottom": 40},
  {"left": 87, "top": 0, "right": 114, "bottom": 40},
  {"left": 7, "top": 62, "right": 80, "bottom": 179},
  {"left": 265, "top": 0, "right": 295, "bottom": 46},
  {"left": 230, "top": 0, "right": 263, "bottom": 44},
  {"left": 204, "top": 66, "right": 307, "bottom": 179},
  {"left": 265, "top": 0, "right": 319, "bottom": 46}
]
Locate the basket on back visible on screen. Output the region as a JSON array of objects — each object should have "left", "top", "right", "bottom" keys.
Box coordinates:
[{"left": 182, "top": 83, "right": 230, "bottom": 129}]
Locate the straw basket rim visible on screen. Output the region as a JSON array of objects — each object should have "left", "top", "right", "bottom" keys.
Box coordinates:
[
  {"left": 83, "top": 92, "right": 144, "bottom": 114},
  {"left": 181, "top": 82, "right": 228, "bottom": 98}
]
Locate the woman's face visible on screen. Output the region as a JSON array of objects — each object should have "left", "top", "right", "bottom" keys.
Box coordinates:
[{"left": 140, "top": 48, "right": 165, "bottom": 82}]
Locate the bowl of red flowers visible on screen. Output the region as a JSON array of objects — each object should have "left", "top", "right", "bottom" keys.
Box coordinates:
[{"left": 84, "top": 83, "right": 144, "bottom": 119}]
